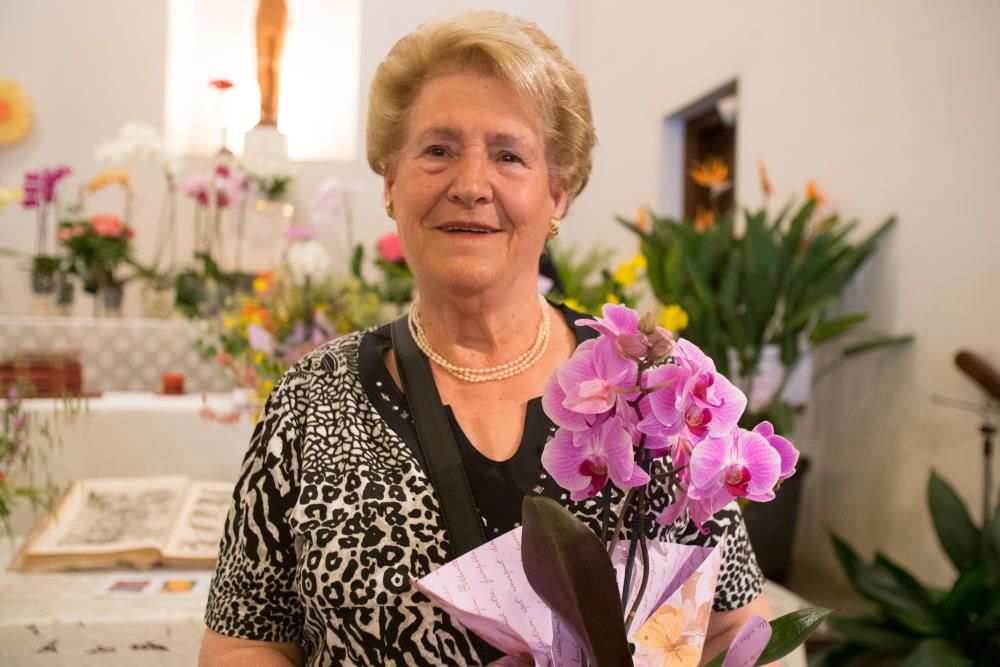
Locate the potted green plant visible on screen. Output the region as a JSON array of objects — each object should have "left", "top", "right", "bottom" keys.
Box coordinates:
[
  {"left": 620, "top": 161, "right": 912, "bottom": 579},
  {"left": 58, "top": 212, "right": 138, "bottom": 317}
]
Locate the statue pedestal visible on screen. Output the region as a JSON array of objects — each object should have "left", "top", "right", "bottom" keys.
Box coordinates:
[{"left": 244, "top": 125, "right": 288, "bottom": 160}]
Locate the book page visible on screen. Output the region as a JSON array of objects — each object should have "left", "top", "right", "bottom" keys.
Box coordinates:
[
  {"left": 161, "top": 481, "right": 233, "bottom": 560},
  {"left": 28, "top": 477, "right": 190, "bottom": 555}
]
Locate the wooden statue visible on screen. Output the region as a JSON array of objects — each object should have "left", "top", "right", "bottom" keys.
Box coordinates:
[{"left": 255, "top": 0, "right": 288, "bottom": 127}]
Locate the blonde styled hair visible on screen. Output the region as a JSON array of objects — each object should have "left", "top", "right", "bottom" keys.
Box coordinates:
[{"left": 366, "top": 11, "right": 596, "bottom": 206}]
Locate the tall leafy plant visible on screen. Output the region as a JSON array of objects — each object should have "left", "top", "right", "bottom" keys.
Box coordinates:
[{"left": 620, "top": 187, "right": 911, "bottom": 435}]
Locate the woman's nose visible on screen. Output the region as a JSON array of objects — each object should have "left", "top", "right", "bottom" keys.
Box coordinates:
[{"left": 448, "top": 151, "right": 492, "bottom": 207}]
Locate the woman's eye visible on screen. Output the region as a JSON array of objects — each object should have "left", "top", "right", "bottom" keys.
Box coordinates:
[
  {"left": 424, "top": 145, "right": 448, "bottom": 157},
  {"left": 498, "top": 152, "right": 523, "bottom": 164}
]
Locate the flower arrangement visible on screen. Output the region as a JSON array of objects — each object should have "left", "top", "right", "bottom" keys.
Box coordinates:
[
  {"left": 240, "top": 156, "right": 295, "bottom": 200},
  {"left": 20, "top": 165, "right": 72, "bottom": 282},
  {"left": 621, "top": 161, "right": 912, "bottom": 435},
  {"left": 57, "top": 213, "right": 137, "bottom": 293},
  {"left": 0, "top": 384, "right": 63, "bottom": 537},
  {"left": 514, "top": 303, "right": 823, "bottom": 665},
  {"left": 182, "top": 164, "right": 248, "bottom": 261},
  {"left": 198, "top": 231, "right": 389, "bottom": 414}
]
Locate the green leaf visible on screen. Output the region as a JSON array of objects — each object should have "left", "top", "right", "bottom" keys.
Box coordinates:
[
  {"left": 927, "top": 471, "right": 981, "bottom": 572},
  {"left": 938, "top": 569, "right": 988, "bottom": 629},
  {"left": 520, "top": 496, "right": 632, "bottom": 666},
  {"left": 809, "top": 313, "right": 868, "bottom": 345},
  {"left": 842, "top": 335, "right": 914, "bottom": 357},
  {"left": 703, "top": 607, "right": 833, "bottom": 666},
  {"left": 829, "top": 533, "right": 942, "bottom": 634},
  {"left": 899, "top": 638, "right": 972, "bottom": 667},
  {"left": 828, "top": 615, "right": 919, "bottom": 652},
  {"left": 350, "top": 244, "right": 364, "bottom": 281}
]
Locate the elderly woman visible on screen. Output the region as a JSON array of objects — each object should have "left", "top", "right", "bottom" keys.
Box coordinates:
[{"left": 200, "top": 11, "right": 770, "bottom": 667}]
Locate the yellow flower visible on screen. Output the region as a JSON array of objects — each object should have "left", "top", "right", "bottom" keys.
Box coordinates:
[
  {"left": 562, "top": 298, "right": 584, "bottom": 312},
  {"left": 252, "top": 277, "right": 269, "bottom": 293},
  {"left": 0, "top": 187, "right": 23, "bottom": 213},
  {"left": 658, "top": 304, "right": 689, "bottom": 333},
  {"left": 87, "top": 170, "right": 130, "bottom": 192},
  {"left": 0, "top": 79, "right": 33, "bottom": 145},
  {"left": 253, "top": 351, "right": 265, "bottom": 365},
  {"left": 223, "top": 315, "right": 236, "bottom": 331},
  {"left": 605, "top": 293, "right": 621, "bottom": 305},
  {"left": 689, "top": 156, "right": 731, "bottom": 195},
  {"left": 633, "top": 605, "right": 701, "bottom": 666},
  {"left": 612, "top": 254, "right": 647, "bottom": 286}
]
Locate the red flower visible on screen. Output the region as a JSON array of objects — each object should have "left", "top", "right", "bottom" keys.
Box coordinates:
[
  {"left": 91, "top": 213, "right": 124, "bottom": 238},
  {"left": 377, "top": 232, "right": 405, "bottom": 263},
  {"left": 209, "top": 79, "right": 234, "bottom": 91}
]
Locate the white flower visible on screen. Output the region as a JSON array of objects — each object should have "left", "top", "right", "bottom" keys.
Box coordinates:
[
  {"left": 285, "top": 240, "right": 332, "bottom": 285},
  {"left": 94, "top": 122, "right": 179, "bottom": 175}
]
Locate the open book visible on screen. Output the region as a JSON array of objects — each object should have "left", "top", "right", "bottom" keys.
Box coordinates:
[{"left": 9, "top": 476, "right": 234, "bottom": 572}]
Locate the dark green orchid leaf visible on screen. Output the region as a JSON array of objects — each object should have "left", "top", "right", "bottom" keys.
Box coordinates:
[
  {"left": 899, "top": 638, "right": 973, "bottom": 667},
  {"left": 520, "top": 496, "right": 632, "bottom": 667},
  {"left": 703, "top": 607, "right": 832, "bottom": 666},
  {"left": 928, "top": 471, "right": 980, "bottom": 572},
  {"left": 828, "top": 615, "right": 919, "bottom": 652},
  {"left": 809, "top": 313, "right": 868, "bottom": 345},
  {"left": 830, "top": 534, "right": 942, "bottom": 634},
  {"left": 939, "top": 569, "right": 989, "bottom": 629}
]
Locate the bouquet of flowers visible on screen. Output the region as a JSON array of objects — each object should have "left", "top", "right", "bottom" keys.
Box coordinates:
[
  {"left": 58, "top": 213, "right": 137, "bottom": 293},
  {"left": 418, "top": 304, "right": 828, "bottom": 666},
  {"left": 198, "top": 229, "right": 389, "bottom": 414}
]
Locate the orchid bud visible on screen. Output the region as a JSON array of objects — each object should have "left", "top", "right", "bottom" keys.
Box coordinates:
[
  {"left": 638, "top": 311, "right": 657, "bottom": 336},
  {"left": 645, "top": 327, "right": 675, "bottom": 363}
]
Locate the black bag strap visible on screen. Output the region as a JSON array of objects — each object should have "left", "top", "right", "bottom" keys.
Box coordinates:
[{"left": 389, "top": 315, "right": 486, "bottom": 558}]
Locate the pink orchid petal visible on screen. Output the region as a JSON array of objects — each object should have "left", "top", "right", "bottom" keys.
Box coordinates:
[
  {"left": 542, "top": 374, "right": 591, "bottom": 432},
  {"left": 540, "top": 430, "right": 590, "bottom": 492},
  {"left": 738, "top": 430, "right": 781, "bottom": 496},
  {"left": 688, "top": 436, "right": 729, "bottom": 497},
  {"left": 656, "top": 495, "right": 689, "bottom": 526},
  {"left": 705, "top": 375, "right": 748, "bottom": 437}
]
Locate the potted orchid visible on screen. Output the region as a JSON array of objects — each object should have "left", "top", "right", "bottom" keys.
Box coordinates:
[{"left": 502, "top": 304, "right": 827, "bottom": 664}]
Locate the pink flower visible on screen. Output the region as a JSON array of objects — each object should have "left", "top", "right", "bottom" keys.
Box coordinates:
[
  {"left": 689, "top": 428, "right": 781, "bottom": 503},
  {"left": 541, "top": 417, "right": 650, "bottom": 501},
  {"left": 57, "top": 226, "right": 73, "bottom": 242},
  {"left": 552, "top": 337, "right": 636, "bottom": 415},
  {"left": 92, "top": 214, "right": 124, "bottom": 237},
  {"left": 377, "top": 232, "right": 405, "bottom": 263},
  {"left": 646, "top": 339, "right": 746, "bottom": 445},
  {"left": 578, "top": 303, "right": 647, "bottom": 359},
  {"left": 247, "top": 324, "right": 274, "bottom": 354},
  {"left": 752, "top": 421, "right": 799, "bottom": 481},
  {"left": 21, "top": 171, "right": 40, "bottom": 208}
]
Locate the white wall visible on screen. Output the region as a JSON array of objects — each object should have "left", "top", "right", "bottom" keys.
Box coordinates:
[
  {"left": 1, "top": 0, "right": 998, "bottom": 589},
  {"left": 572, "top": 0, "right": 1000, "bottom": 587},
  {"left": 0, "top": 0, "right": 572, "bottom": 313}
]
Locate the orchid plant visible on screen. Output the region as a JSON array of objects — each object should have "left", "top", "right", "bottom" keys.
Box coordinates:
[{"left": 520, "top": 303, "right": 824, "bottom": 665}]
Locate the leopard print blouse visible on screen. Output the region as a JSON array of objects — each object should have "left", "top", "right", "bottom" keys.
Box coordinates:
[{"left": 205, "top": 321, "right": 765, "bottom": 666}]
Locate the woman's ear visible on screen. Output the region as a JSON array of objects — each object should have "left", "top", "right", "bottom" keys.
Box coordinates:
[{"left": 550, "top": 183, "right": 569, "bottom": 221}]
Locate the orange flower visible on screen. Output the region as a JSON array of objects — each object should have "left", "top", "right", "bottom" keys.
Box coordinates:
[
  {"left": 636, "top": 206, "right": 649, "bottom": 231},
  {"left": 757, "top": 160, "right": 773, "bottom": 197},
  {"left": 806, "top": 180, "right": 825, "bottom": 205},
  {"left": 209, "top": 79, "right": 234, "bottom": 91},
  {"left": 88, "top": 170, "right": 130, "bottom": 192},
  {"left": 689, "top": 156, "right": 731, "bottom": 194},
  {"left": 694, "top": 206, "right": 716, "bottom": 232}
]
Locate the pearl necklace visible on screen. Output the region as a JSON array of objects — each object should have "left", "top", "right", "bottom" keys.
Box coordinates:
[{"left": 408, "top": 293, "right": 551, "bottom": 383}]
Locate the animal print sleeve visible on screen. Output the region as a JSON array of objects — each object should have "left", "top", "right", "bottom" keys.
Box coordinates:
[
  {"left": 205, "top": 370, "right": 306, "bottom": 642},
  {"left": 674, "top": 501, "right": 766, "bottom": 612}
]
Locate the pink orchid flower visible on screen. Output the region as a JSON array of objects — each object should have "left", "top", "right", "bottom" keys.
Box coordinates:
[
  {"left": 753, "top": 421, "right": 799, "bottom": 481},
  {"left": 553, "top": 337, "right": 636, "bottom": 415},
  {"left": 247, "top": 324, "right": 275, "bottom": 354},
  {"left": 578, "top": 303, "right": 648, "bottom": 359},
  {"left": 689, "top": 428, "right": 781, "bottom": 503},
  {"left": 541, "top": 417, "right": 650, "bottom": 501}
]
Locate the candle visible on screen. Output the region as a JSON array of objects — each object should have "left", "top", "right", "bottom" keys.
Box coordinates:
[{"left": 161, "top": 373, "right": 185, "bottom": 395}]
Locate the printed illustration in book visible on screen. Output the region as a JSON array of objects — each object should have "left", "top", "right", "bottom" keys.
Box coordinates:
[{"left": 9, "top": 476, "right": 233, "bottom": 572}]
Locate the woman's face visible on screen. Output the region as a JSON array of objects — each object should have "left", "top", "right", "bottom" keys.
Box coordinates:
[{"left": 385, "top": 70, "right": 568, "bottom": 299}]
